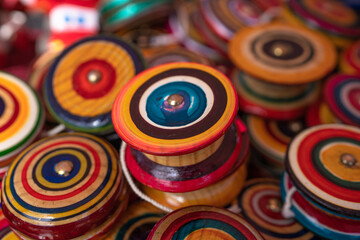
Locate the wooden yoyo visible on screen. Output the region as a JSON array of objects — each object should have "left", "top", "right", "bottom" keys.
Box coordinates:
[
  {"left": 244, "top": 114, "right": 306, "bottom": 173},
  {"left": 0, "top": 208, "right": 18, "bottom": 239},
  {"left": 43, "top": 35, "right": 145, "bottom": 135},
  {"left": 104, "top": 201, "right": 165, "bottom": 240},
  {"left": 146, "top": 46, "right": 211, "bottom": 68},
  {"left": 168, "top": 0, "right": 224, "bottom": 62},
  {"left": 147, "top": 205, "right": 264, "bottom": 239},
  {"left": 281, "top": 124, "right": 360, "bottom": 239},
  {"left": 0, "top": 72, "right": 44, "bottom": 179},
  {"left": 305, "top": 100, "right": 338, "bottom": 127},
  {"left": 282, "top": 0, "right": 360, "bottom": 49},
  {"left": 112, "top": 62, "right": 249, "bottom": 211},
  {"left": 236, "top": 178, "right": 317, "bottom": 240},
  {"left": 229, "top": 23, "right": 336, "bottom": 120},
  {"left": 340, "top": 40, "right": 360, "bottom": 74},
  {"left": 199, "top": 0, "right": 265, "bottom": 41},
  {"left": 324, "top": 74, "right": 360, "bottom": 127},
  {"left": 1, "top": 133, "right": 129, "bottom": 240}
]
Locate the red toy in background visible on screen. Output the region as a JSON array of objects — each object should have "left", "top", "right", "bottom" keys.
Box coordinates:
[{"left": 20, "top": 0, "right": 100, "bottom": 51}]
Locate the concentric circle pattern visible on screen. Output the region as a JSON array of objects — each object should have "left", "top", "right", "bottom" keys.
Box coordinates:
[
  {"left": 324, "top": 74, "right": 360, "bottom": 126},
  {"left": 229, "top": 23, "right": 337, "bottom": 84},
  {"left": 238, "top": 178, "right": 315, "bottom": 239},
  {"left": 1, "top": 133, "right": 124, "bottom": 239},
  {"left": 281, "top": 173, "right": 360, "bottom": 240},
  {"left": 112, "top": 62, "right": 238, "bottom": 155},
  {"left": 288, "top": 0, "right": 360, "bottom": 38},
  {"left": 286, "top": 124, "right": 360, "bottom": 217},
  {"left": 200, "top": 0, "right": 263, "bottom": 41},
  {"left": 44, "top": 35, "right": 145, "bottom": 134},
  {"left": 148, "top": 206, "right": 264, "bottom": 240},
  {"left": 245, "top": 115, "right": 306, "bottom": 166},
  {"left": 0, "top": 72, "right": 44, "bottom": 162}
]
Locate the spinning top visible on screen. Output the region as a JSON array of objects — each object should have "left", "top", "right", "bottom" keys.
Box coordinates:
[
  {"left": 44, "top": 35, "right": 145, "bottom": 134},
  {"left": 0, "top": 72, "right": 44, "bottom": 178},
  {"left": 1, "top": 133, "right": 129, "bottom": 239}
]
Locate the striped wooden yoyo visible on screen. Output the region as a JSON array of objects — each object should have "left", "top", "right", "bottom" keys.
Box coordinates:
[
  {"left": 229, "top": 23, "right": 336, "bottom": 120},
  {"left": 0, "top": 72, "right": 44, "bottom": 179},
  {"left": 44, "top": 35, "right": 145, "bottom": 134},
  {"left": 236, "top": 178, "right": 317, "bottom": 240},
  {"left": 146, "top": 46, "right": 211, "bottom": 68},
  {"left": 113, "top": 62, "right": 249, "bottom": 210},
  {"left": 282, "top": 0, "right": 360, "bottom": 48},
  {"left": 1, "top": 133, "right": 129, "bottom": 240},
  {"left": 244, "top": 114, "right": 306, "bottom": 170},
  {"left": 340, "top": 40, "right": 360, "bottom": 74},
  {"left": 230, "top": 70, "right": 321, "bottom": 120},
  {"left": 105, "top": 201, "right": 165, "bottom": 240},
  {"left": 148, "top": 205, "right": 264, "bottom": 240},
  {"left": 305, "top": 100, "right": 338, "bottom": 127},
  {"left": 199, "top": 0, "right": 264, "bottom": 41},
  {"left": 282, "top": 124, "right": 360, "bottom": 239},
  {"left": 324, "top": 74, "right": 360, "bottom": 127}
]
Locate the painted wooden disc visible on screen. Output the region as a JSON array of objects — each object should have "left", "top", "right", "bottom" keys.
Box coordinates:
[
  {"left": 231, "top": 71, "right": 320, "bottom": 120},
  {"left": 112, "top": 62, "right": 238, "bottom": 155},
  {"left": 245, "top": 114, "right": 306, "bottom": 167},
  {"left": 229, "top": 23, "right": 337, "bottom": 85},
  {"left": 105, "top": 201, "right": 165, "bottom": 240},
  {"left": 147, "top": 46, "right": 210, "bottom": 68},
  {"left": 125, "top": 118, "right": 249, "bottom": 192},
  {"left": 1, "top": 133, "right": 126, "bottom": 239},
  {"left": 324, "top": 74, "right": 360, "bottom": 126},
  {"left": 238, "top": 178, "right": 316, "bottom": 239},
  {"left": 305, "top": 100, "right": 338, "bottom": 127},
  {"left": 286, "top": 124, "right": 360, "bottom": 217},
  {"left": 281, "top": 173, "right": 360, "bottom": 240},
  {"left": 148, "top": 206, "right": 264, "bottom": 240},
  {"left": 0, "top": 209, "right": 18, "bottom": 239},
  {"left": 340, "top": 40, "right": 360, "bottom": 74},
  {"left": 44, "top": 35, "right": 145, "bottom": 134},
  {"left": 200, "top": 0, "right": 263, "bottom": 41},
  {"left": 287, "top": 0, "right": 360, "bottom": 38},
  {"left": 0, "top": 72, "right": 44, "bottom": 163}
]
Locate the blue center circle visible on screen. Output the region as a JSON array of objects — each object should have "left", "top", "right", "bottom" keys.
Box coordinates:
[
  {"left": 41, "top": 153, "right": 81, "bottom": 183},
  {"left": 0, "top": 96, "right": 5, "bottom": 118},
  {"left": 146, "top": 82, "right": 207, "bottom": 127}
]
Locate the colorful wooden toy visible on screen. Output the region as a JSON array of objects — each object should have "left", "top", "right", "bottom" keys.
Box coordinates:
[
  {"left": 324, "top": 74, "right": 360, "bottom": 127},
  {"left": 200, "top": 0, "right": 264, "bottom": 41},
  {"left": 105, "top": 201, "right": 165, "bottom": 240},
  {"left": 44, "top": 35, "right": 145, "bottom": 134},
  {"left": 147, "top": 46, "right": 211, "bottom": 68},
  {"left": 282, "top": 173, "right": 360, "bottom": 240},
  {"left": 283, "top": 0, "right": 360, "bottom": 48},
  {"left": 231, "top": 70, "right": 321, "bottom": 120},
  {"left": 0, "top": 72, "right": 44, "bottom": 178},
  {"left": 112, "top": 62, "right": 238, "bottom": 155},
  {"left": 244, "top": 114, "right": 306, "bottom": 169},
  {"left": 237, "top": 178, "right": 317, "bottom": 240},
  {"left": 286, "top": 124, "right": 360, "bottom": 218},
  {"left": 340, "top": 40, "right": 360, "bottom": 74},
  {"left": 147, "top": 205, "right": 265, "bottom": 239},
  {"left": 1, "top": 133, "right": 129, "bottom": 239},
  {"left": 229, "top": 23, "right": 337, "bottom": 85}
]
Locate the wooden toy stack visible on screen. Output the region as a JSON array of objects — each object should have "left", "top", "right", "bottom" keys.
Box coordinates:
[{"left": 112, "top": 62, "right": 249, "bottom": 210}]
